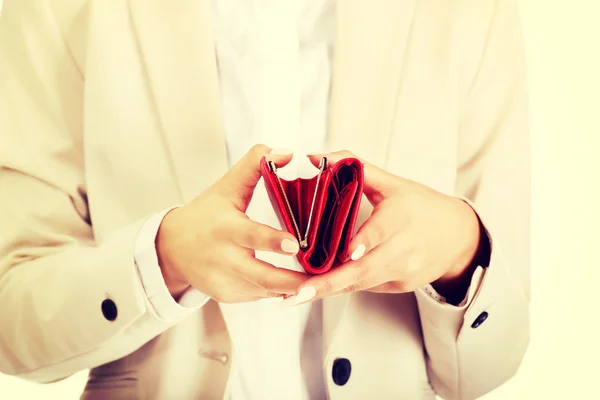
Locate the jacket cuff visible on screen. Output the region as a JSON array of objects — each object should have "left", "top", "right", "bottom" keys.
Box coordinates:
[
  {"left": 416, "top": 266, "right": 485, "bottom": 335},
  {"left": 134, "top": 206, "right": 210, "bottom": 322},
  {"left": 419, "top": 261, "right": 483, "bottom": 306},
  {"left": 415, "top": 197, "right": 494, "bottom": 333}
]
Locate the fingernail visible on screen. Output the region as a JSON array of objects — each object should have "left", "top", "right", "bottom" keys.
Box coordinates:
[
  {"left": 280, "top": 286, "right": 317, "bottom": 307},
  {"left": 296, "top": 286, "right": 317, "bottom": 302},
  {"left": 270, "top": 148, "right": 293, "bottom": 155},
  {"left": 350, "top": 244, "right": 366, "bottom": 261},
  {"left": 281, "top": 238, "right": 299, "bottom": 254}
]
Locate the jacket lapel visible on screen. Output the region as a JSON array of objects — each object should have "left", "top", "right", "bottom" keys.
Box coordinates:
[
  {"left": 128, "top": 0, "right": 229, "bottom": 203},
  {"left": 323, "top": 0, "right": 419, "bottom": 356},
  {"left": 328, "top": 0, "right": 419, "bottom": 166}
]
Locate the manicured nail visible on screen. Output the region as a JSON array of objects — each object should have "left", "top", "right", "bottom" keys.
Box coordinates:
[
  {"left": 280, "top": 286, "right": 317, "bottom": 307},
  {"left": 270, "top": 148, "right": 293, "bottom": 155},
  {"left": 296, "top": 286, "right": 317, "bottom": 302},
  {"left": 350, "top": 244, "right": 366, "bottom": 261},
  {"left": 281, "top": 238, "right": 299, "bottom": 254}
]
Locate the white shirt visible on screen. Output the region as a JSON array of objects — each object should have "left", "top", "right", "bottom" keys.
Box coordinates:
[{"left": 134, "top": 1, "right": 453, "bottom": 399}]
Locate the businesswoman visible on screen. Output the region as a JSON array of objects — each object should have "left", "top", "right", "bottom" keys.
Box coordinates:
[{"left": 0, "top": 0, "right": 530, "bottom": 398}]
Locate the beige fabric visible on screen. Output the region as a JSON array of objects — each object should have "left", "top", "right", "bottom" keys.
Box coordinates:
[{"left": 0, "top": 0, "right": 530, "bottom": 399}]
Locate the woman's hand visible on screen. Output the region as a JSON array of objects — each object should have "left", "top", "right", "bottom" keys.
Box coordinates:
[
  {"left": 157, "top": 145, "right": 310, "bottom": 303},
  {"left": 285, "top": 150, "right": 484, "bottom": 306}
]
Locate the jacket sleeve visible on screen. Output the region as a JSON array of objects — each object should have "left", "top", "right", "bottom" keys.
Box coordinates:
[
  {"left": 0, "top": 0, "right": 200, "bottom": 383},
  {"left": 413, "top": 0, "right": 531, "bottom": 398}
]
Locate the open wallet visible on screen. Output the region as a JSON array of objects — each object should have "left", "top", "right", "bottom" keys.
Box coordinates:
[{"left": 260, "top": 156, "right": 364, "bottom": 275}]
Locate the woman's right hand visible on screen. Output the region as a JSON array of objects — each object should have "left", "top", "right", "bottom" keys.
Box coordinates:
[{"left": 156, "top": 145, "right": 308, "bottom": 303}]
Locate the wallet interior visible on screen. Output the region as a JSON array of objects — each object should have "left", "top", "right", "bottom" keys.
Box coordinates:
[{"left": 266, "top": 158, "right": 363, "bottom": 271}]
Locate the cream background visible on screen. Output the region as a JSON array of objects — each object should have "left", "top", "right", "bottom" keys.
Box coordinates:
[{"left": 0, "top": 0, "right": 598, "bottom": 398}]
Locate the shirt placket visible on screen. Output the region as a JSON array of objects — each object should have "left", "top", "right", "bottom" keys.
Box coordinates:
[{"left": 255, "top": 0, "right": 302, "bottom": 180}]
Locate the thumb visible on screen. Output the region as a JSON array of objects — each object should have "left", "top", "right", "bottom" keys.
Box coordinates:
[
  {"left": 307, "top": 150, "right": 396, "bottom": 205},
  {"left": 216, "top": 145, "right": 294, "bottom": 210}
]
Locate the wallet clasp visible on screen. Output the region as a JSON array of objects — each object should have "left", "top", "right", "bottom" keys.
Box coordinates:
[{"left": 267, "top": 157, "right": 327, "bottom": 250}]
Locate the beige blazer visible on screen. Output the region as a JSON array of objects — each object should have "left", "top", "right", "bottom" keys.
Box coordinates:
[{"left": 0, "top": 0, "right": 530, "bottom": 399}]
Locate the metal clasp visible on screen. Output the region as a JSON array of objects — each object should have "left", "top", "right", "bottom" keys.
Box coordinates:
[{"left": 268, "top": 157, "right": 327, "bottom": 250}]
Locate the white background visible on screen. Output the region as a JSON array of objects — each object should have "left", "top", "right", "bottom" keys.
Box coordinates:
[{"left": 1, "top": 0, "right": 599, "bottom": 398}]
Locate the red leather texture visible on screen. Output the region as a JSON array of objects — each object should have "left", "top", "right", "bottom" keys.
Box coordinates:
[{"left": 260, "top": 156, "right": 364, "bottom": 275}]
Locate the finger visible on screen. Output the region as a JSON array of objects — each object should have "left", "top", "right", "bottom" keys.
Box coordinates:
[
  {"left": 366, "top": 281, "right": 413, "bottom": 294},
  {"left": 229, "top": 253, "right": 310, "bottom": 295},
  {"left": 233, "top": 275, "right": 288, "bottom": 299},
  {"left": 307, "top": 150, "right": 365, "bottom": 166},
  {"left": 283, "top": 246, "right": 392, "bottom": 305},
  {"left": 206, "top": 271, "right": 287, "bottom": 303},
  {"left": 306, "top": 150, "right": 397, "bottom": 205},
  {"left": 231, "top": 218, "right": 300, "bottom": 255},
  {"left": 217, "top": 295, "right": 264, "bottom": 304},
  {"left": 346, "top": 208, "right": 404, "bottom": 262},
  {"left": 216, "top": 144, "right": 294, "bottom": 210}
]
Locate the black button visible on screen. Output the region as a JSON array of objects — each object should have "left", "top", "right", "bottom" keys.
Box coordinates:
[
  {"left": 332, "top": 358, "right": 351, "bottom": 386},
  {"left": 101, "top": 299, "right": 118, "bottom": 321},
  {"left": 471, "top": 311, "right": 488, "bottom": 329}
]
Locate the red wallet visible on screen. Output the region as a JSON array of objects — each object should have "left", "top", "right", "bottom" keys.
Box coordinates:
[{"left": 260, "top": 156, "right": 364, "bottom": 275}]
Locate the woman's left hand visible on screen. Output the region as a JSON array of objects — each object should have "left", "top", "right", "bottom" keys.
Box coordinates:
[{"left": 287, "top": 151, "right": 484, "bottom": 306}]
